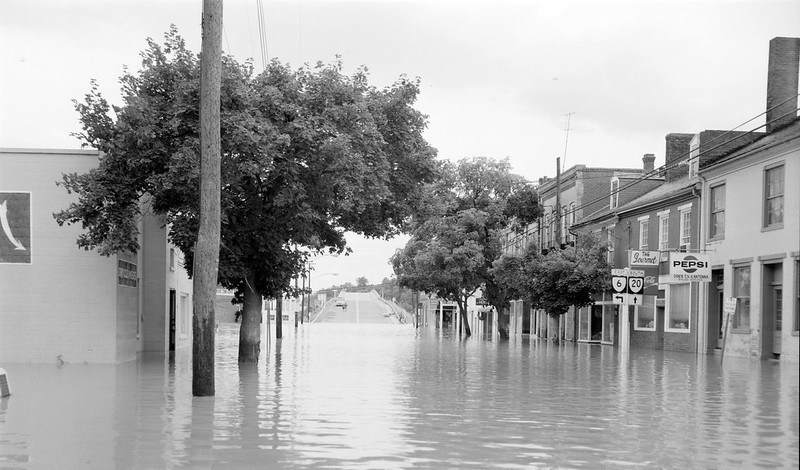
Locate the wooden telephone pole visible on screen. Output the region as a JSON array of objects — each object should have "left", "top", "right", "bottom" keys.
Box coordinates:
[{"left": 193, "top": 0, "right": 223, "bottom": 397}]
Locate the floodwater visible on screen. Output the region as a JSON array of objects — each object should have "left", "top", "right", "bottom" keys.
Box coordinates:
[{"left": 1, "top": 323, "right": 798, "bottom": 469}]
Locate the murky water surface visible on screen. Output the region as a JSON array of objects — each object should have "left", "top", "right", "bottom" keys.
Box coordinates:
[{"left": 1, "top": 324, "right": 798, "bottom": 469}]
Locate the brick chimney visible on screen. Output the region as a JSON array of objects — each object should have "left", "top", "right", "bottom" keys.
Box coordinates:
[
  {"left": 642, "top": 154, "right": 655, "bottom": 172},
  {"left": 664, "top": 133, "right": 693, "bottom": 182},
  {"left": 766, "top": 37, "right": 800, "bottom": 133}
]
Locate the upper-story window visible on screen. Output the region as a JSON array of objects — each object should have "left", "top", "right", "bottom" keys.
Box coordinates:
[
  {"left": 764, "top": 164, "right": 784, "bottom": 229},
  {"left": 607, "top": 226, "right": 615, "bottom": 264},
  {"left": 638, "top": 215, "right": 650, "bottom": 250},
  {"left": 678, "top": 203, "right": 691, "bottom": 249},
  {"left": 658, "top": 210, "right": 669, "bottom": 251},
  {"left": 709, "top": 184, "right": 725, "bottom": 239},
  {"left": 610, "top": 179, "right": 619, "bottom": 208}
]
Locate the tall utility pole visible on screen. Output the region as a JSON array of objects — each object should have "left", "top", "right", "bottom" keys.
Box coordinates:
[
  {"left": 193, "top": 0, "right": 223, "bottom": 397},
  {"left": 555, "top": 157, "right": 562, "bottom": 246}
]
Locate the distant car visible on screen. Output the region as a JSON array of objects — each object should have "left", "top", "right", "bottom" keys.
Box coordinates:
[{"left": 335, "top": 299, "right": 346, "bottom": 308}]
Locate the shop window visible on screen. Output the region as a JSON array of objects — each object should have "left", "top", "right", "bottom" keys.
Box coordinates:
[
  {"left": 666, "top": 283, "right": 691, "bottom": 332},
  {"left": 602, "top": 305, "right": 616, "bottom": 343},
  {"left": 733, "top": 265, "right": 751, "bottom": 331},
  {"left": 635, "top": 294, "right": 656, "bottom": 330}
]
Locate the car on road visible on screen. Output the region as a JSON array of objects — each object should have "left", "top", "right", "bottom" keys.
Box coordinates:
[{"left": 335, "top": 298, "right": 347, "bottom": 308}]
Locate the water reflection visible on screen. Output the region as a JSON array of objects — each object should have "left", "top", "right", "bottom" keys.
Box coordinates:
[{"left": 0, "top": 324, "right": 797, "bottom": 469}]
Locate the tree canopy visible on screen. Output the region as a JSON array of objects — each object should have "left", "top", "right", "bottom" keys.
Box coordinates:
[
  {"left": 492, "top": 232, "right": 611, "bottom": 318},
  {"left": 391, "top": 157, "right": 539, "bottom": 336},
  {"left": 55, "top": 27, "right": 439, "bottom": 360}
]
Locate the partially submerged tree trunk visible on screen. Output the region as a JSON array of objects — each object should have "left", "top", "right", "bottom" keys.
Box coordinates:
[
  {"left": 238, "top": 275, "right": 262, "bottom": 363},
  {"left": 496, "top": 306, "right": 510, "bottom": 340},
  {"left": 456, "top": 295, "right": 472, "bottom": 337},
  {"left": 275, "top": 296, "right": 283, "bottom": 339}
]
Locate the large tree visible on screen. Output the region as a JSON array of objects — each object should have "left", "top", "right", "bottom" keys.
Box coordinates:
[
  {"left": 492, "top": 232, "right": 611, "bottom": 338},
  {"left": 392, "top": 157, "right": 540, "bottom": 337},
  {"left": 55, "top": 27, "right": 438, "bottom": 362}
]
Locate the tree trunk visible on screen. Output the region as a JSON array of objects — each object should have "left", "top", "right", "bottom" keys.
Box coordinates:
[
  {"left": 193, "top": 0, "right": 222, "bottom": 397},
  {"left": 457, "top": 295, "right": 472, "bottom": 337},
  {"left": 276, "top": 296, "right": 283, "bottom": 339},
  {"left": 496, "top": 306, "right": 510, "bottom": 340},
  {"left": 238, "top": 276, "right": 262, "bottom": 363}
]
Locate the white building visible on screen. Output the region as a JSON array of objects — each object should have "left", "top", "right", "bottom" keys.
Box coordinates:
[{"left": 0, "top": 148, "right": 192, "bottom": 363}]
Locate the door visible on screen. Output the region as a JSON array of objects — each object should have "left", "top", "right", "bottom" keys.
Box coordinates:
[
  {"left": 773, "top": 287, "right": 782, "bottom": 354},
  {"left": 169, "top": 289, "right": 176, "bottom": 351}
]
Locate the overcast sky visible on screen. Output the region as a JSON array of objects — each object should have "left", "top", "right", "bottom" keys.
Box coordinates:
[{"left": 2, "top": 0, "right": 799, "bottom": 288}]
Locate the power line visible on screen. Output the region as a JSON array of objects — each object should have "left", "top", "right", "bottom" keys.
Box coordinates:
[
  {"left": 568, "top": 97, "right": 800, "bottom": 216},
  {"left": 255, "top": 0, "right": 269, "bottom": 71}
]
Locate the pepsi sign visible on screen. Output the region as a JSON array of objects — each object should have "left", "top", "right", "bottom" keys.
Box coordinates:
[{"left": 668, "top": 253, "right": 710, "bottom": 282}]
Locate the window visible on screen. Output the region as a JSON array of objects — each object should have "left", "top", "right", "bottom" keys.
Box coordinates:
[
  {"left": 561, "top": 206, "right": 567, "bottom": 244},
  {"left": 733, "top": 265, "right": 751, "bottom": 331},
  {"left": 658, "top": 211, "right": 669, "bottom": 251},
  {"left": 764, "top": 165, "right": 784, "bottom": 228},
  {"left": 607, "top": 226, "right": 615, "bottom": 264},
  {"left": 710, "top": 184, "right": 725, "bottom": 239},
  {"left": 569, "top": 202, "right": 576, "bottom": 226},
  {"left": 610, "top": 179, "right": 619, "bottom": 209},
  {"left": 169, "top": 248, "right": 176, "bottom": 271},
  {"left": 679, "top": 204, "right": 691, "bottom": 248},
  {"left": 635, "top": 294, "right": 656, "bottom": 330},
  {"left": 794, "top": 260, "right": 799, "bottom": 333},
  {"left": 639, "top": 216, "right": 650, "bottom": 250},
  {"left": 180, "top": 293, "right": 190, "bottom": 337},
  {"left": 666, "top": 283, "right": 691, "bottom": 331}
]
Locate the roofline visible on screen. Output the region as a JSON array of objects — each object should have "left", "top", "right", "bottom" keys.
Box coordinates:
[{"left": 0, "top": 147, "right": 100, "bottom": 156}]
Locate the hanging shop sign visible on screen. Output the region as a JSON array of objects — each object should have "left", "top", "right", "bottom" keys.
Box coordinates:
[
  {"left": 668, "top": 252, "right": 711, "bottom": 282},
  {"left": 629, "top": 250, "right": 660, "bottom": 266},
  {"left": 0, "top": 192, "right": 31, "bottom": 264}
]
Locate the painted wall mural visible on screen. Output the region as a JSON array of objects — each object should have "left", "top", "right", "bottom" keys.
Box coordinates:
[{"left": 0, "top": 192, "right": 31, "bottom": 264}]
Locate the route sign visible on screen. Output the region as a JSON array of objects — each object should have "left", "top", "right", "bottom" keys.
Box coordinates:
[
  {"left": 613, "top": 293, "right": 627, "bottom": 304},
  {"left": 628, "top": 277, "right": 644, "bottom": 294},
  {"left": 612, "top": 276, "right": 627, "bottom": 293}
]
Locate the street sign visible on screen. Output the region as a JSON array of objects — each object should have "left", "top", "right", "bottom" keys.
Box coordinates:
[
  {"left": 613, "top": 293, "right": 627, "bottom": 304},
  {"left": 723, "top": 297, "right": 737, "bottom": 317},
  {"left": 611, "top": 268, "right": 626, "bottom": 276},
  {"left": 612, "top": 276, "right": 627, "bottom": 293},
  {"left": 628, "top": 269, "right": 645, "bottom": 277},
  {"left": 629, "top": 294, "right": 643, "bottom": 305},
  {"left": 628, "top": 276, "right": 644, "bottom": 294}
]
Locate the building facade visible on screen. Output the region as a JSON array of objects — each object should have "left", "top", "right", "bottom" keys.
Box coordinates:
[{"left": 0, "top": 148, "right": 191, "bottom": 363}]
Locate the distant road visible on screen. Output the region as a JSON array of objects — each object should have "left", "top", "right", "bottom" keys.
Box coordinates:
[{"left": 313, "top": 292, "right": 396, "bottom": 324}]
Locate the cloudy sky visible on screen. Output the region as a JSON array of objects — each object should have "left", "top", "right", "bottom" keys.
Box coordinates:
[{"left": 2, "top": 0, "right": 799, "bottom": 287}]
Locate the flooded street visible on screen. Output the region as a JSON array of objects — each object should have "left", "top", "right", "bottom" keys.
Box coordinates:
[{"left": 1, "top": 323, "right": 798, "bottom": 469}]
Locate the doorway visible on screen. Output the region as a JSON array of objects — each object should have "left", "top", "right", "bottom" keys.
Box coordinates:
[
  {"left": 709, "top": 269, "right": 725, "bottom": 350},
  {"left": 761, "top": 263, "right": 783, "bottom": 358},
  {"left": 169, "top": 289, "right": 176, "bottom": 351}
]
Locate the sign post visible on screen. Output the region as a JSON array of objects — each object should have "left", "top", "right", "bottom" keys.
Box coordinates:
[{"left": 720, "top": 297, "right": 737, "bottom": 364}]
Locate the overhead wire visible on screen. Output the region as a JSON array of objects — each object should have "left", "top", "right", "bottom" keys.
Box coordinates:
[
  {"left": 522, "top": 97, "right": 800, "bottom": 241},
  {"left": 556, "top": 95, "right": 800, "bottom": 217},
  {"left": 255, "top": 0, "right": 269, "bottom": 71}
]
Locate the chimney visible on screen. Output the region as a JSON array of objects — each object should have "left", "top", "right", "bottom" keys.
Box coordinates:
[
  {"left": 642, "top": 154, "right": 655, "bottom": 172},
  {"left": 766, "top": 37, "right": 800, "bottom": 133},
  {"left": 664, "top": 133, "right": 694, "bottom": 182}
]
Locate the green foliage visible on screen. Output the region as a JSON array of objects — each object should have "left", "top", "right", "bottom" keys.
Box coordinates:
[
  {"left": 492, "top": 232, "right": 611, "bottom": 317},
  {"left": 392, "top": 157, "right": 536, "bottom": 334},
  {"left": 356, "top": 276, "right": 369, "bottom": 287},
  {"left": 55, "top": 26, "right": 438, "bottom": 300}
]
